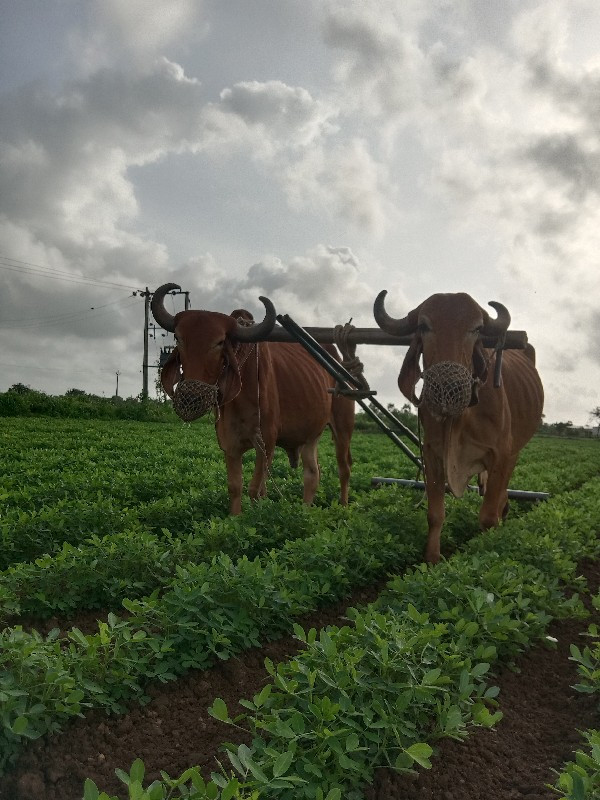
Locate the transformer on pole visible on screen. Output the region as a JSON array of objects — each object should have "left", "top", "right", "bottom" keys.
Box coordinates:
[{"left": 140, "top": 286, "right": 189, "bottom": 400}]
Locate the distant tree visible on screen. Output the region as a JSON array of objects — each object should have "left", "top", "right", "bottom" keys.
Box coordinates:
[
  {"left": 8, "top": 383, "right": 32, "bottom": 394},
  {"left": 155, "top": 373, "right": 168, "bottom": 403},
  {"left": 590, "top": 406, "right": 600, "bottom": 436},
  {"left": 553, "top": 420, "right": 573, "bottom": 436},
  {"left": 65, "top": 388, "right": 86, "bottom": 397}
]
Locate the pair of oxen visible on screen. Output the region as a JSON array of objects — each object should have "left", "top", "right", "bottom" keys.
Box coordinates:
[{"left": 151, "top": 284, "right": 543, "bottom": 564}]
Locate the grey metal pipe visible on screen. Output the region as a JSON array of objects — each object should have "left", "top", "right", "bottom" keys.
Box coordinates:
[
  {"left": 371, "top": 477, "right": 549, "bottom": 501},
  {"left": 277, "top": 314, "right": 424, "bottom": 470}
]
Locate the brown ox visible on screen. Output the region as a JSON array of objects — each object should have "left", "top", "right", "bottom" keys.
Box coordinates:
[
  {"left": 374, "top": 291, "right": 544, "bottom": 563},
  {"left": 152, "top": 283, "right": 354, "bottom": 514}
]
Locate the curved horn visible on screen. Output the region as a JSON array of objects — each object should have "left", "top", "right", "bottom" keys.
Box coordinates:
[
  {"left": 483, "top": 301, "right": 511, "bottom": 337},
  {"left": 373, "top": 290, "right": 416, "bottom": 336},
  {"left": 233, "top": 296, "right": 277, "bottom": 342},
  {"left": 151, "top": 283, "right": 181, "bottom": 332}
]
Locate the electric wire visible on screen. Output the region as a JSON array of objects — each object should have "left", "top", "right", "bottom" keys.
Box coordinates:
[
  {"left": 0, "top": 295, "right": 139, "bottom": 330},
  {"left": 0, "top": 254, "right": 141, "bottom": 291}
]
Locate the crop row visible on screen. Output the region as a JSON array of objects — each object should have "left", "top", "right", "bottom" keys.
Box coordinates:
[
  {"left": 0, "top": 417, "right": 421, "bottom": 570},
  {"left": 82, "top": 477, "right": 600, "bottom": 799},
  {"left": 2, "top": 418, "right": 599, "bottom": 574},
  {"left": 4, "top": 476, "right": 600, "bottom": 784},
  {"left": 2, "top": 458, "right": 580, "bottom": 774},
  {"left": 2, "top": 423, "right": 598, "bottom": 624},
  {"left": 1, "top": 488, "right": 432, "bottom": 774},
  {"left": 550, "top": 593, "right": 600, "bottom": 800},
  {"left": 0, "top": 484, "right": 492, "bottom": 624}
]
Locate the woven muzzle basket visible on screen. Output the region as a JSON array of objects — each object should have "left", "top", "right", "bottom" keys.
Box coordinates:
[
  {"left": 421, "top": 361, "right": 473, "bottom": 418},
  {"left": 173, "top": 379, "right": 218, "bottom": 422}
]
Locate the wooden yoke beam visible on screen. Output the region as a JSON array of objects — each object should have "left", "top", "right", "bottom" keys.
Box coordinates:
[{"left": 258, "top": 325, "right": 529, "bottom": 350}]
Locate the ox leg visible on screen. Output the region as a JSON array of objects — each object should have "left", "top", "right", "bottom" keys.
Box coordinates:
[
  {"left": 300, "top": 439, "right": 321, "bottom": 505},
  {"left": 423, "top": 456, "right": 446, "bottom": 564},
  {"left": 478, "top": 457, "right": 515, "bottom": 530},
  {"left": 332, "top": 434, "right": 352, "bottom": 506},
  {"left": 224, "top": 453, "right": 244, "bottom": 515},
  {"left": 329, "top": 397, "right": 354, "bottom": 506},
  {"left": 248, "top": 442, "right": 274, "bottom": 501}
]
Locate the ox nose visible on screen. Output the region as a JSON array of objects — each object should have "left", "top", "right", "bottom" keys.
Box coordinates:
[
  {"left": 173, "top": 379, "right": 218, "bottom": 422},
  {"left": 422, "top": 361, "right": 473, "bottom": 418}
]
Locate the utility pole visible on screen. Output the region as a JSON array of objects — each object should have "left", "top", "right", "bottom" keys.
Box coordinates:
[
  {"left": 115, "top": 371, "right": 120, "bottom": 398},
  {"left": 142, "top": 287, "right": 150, "bottom": 401},
  {"left": 140, "top": 286, "right": 190, "bottom": 401}
]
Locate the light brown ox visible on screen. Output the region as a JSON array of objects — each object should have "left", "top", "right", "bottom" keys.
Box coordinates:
[
  {"left": 152, "top": 283, "right": 354, "bottom": 514},
  {"left": 374, "top": 291, "right": 544, "bottom": 564}
]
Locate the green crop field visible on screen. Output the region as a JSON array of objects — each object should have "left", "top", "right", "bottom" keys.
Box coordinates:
[{"left": 1, "top": 415, "right": 599, "bottom": 799}]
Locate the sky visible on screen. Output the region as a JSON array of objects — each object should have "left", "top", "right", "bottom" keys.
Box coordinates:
[{"left": 1, "top": 0, "right": 599, "bottom": 426}]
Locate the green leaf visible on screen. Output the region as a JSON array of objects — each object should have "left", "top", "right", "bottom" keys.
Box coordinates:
[
  {"left": 422, "top": 668, "right": 441, "bottom": 685},
  {"left": 11, "top": 716, "right": 28, "bottom": 735},
  {"left": 83, "top": 779, "right": 100, "bottom": 800},
  {"left": 273, "top": 750, "right": 295, "bottom": 778},
  {"left": 254, "top": 683, "right": 272, "bottom": 708},
  {"left": 225, "top": 748, "right": 244, "bottom": 776},
  {"left": 292, "top": 623, "right": 306, "bottom": 642},
  {"left": 129, "top": 781, "right": 145, "bottom": 800},
  {"left": 210, "top": 773, "right": 228, "bottom": 788},
  {"left": 345, "top": 733, "right": 360, "bottom": 752},
  {"left": 129, "top": 759, "right": 145, "bottom": 783},
  {"left": 406, "top": 742, "right": 433, "bottom": 769},
  {"left": 221, "top": 778, "right": 240, "bottom": 800},
  {"left": 208, "top": 697, "right": 230, "bottom": 722},
  {"left": 115, "top": 767, "right": 131, "bottom": 786},
  {"left": 146, "top": 782, "right": 165, "bottom": 800},
  {"left": 338, "top": 753, "right": 360, "bottom": 770},
  {"left": 571, "top": 772, "right": 586, "bottom": 800}
]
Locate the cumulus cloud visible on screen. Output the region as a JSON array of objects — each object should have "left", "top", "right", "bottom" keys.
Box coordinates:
[
  {"left": 178, "top": 244, "right": 377, "bottom": 325},
  {"left": 218, "top": 81, "right": 336, "bottom": 148},
  {"left": 67, "top": 0, "right": 208, "bottom": 75},
  {"left": 1, "top": 1, "right": 599, "bottom": 421}
]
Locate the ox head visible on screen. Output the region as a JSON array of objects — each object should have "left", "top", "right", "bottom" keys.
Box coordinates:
[
  {"left": 151, "top": 283, "right": 276, "bottom": 421},
  {"left": 374, "top": 291, "right": 510, "bottom": 419}
]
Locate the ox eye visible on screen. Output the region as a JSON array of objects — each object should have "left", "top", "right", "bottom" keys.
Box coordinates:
[
  {"left": 417, "top": 321, "right": 431, "bottom": 333},
  {"left": 471, "top": 325, "right": 483, "bottom": 335}
]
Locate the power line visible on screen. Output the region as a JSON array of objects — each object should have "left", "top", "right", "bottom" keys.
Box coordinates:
[
  {"left": 0, "top": 361, "right": 134, "bottom": 376},
  {"left": 0, "top": 254, "right": 141, "bottom": 291},
  {"left": 0, "top": 295, "right": 139, "bottom": 329}
]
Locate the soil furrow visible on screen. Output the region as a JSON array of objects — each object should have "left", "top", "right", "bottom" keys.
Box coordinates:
[{"left": 2, "top": 563, "right": 599, "bottom": 800}]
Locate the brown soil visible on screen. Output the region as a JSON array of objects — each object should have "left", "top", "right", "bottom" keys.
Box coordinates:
[{"left": 1, "top": 565, "right": 599, "bottom": 800}]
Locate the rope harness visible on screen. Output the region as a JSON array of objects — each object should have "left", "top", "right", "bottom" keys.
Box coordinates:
[{"left": 333, "top": 321, "right": 370, "bottom": 391}]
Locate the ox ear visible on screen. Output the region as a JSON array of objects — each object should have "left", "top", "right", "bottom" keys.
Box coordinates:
[
  {"left": 472, "top": 338, "right": 489, "bottom": 382},
  {"left": 160, "top": 348, "right": 181, "bottom": 399},
  {"left": 218, "top": 338, "right": 242, "bottom": 405},
  {"left": 469, "top": 338, "right": 489, "bottom": 407},
  {"left": 398, "top": 336, "right": 422, "bottom": 403},
  {"left": 230, "top": 309, "right": 254, "bottom": 323}
]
